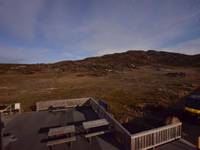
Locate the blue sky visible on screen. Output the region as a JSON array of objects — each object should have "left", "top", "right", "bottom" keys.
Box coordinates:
[{"left": 0, "top": 0, "right": 200, "bottom": 63}]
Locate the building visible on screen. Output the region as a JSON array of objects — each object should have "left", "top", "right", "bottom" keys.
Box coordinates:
[{"left": 1, "top": 97, "right": 197, "bottom": 150}]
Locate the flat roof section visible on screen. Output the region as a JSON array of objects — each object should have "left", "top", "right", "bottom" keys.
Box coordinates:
[
  {"left": 2, "top": 106, "right": 121, "bottom": 150},
  {"left": 154, "top": 139, "right": 196, "bottom": 150}
]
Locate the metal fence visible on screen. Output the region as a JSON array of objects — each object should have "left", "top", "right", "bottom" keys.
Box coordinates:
[{"left": 131, "top": 122, "right": 182, "bottom": 150}]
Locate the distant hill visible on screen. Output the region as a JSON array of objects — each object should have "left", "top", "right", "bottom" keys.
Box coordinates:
[
  {"left": 0, "top": 50, "right": 200, "bottom": 74},
  {"left": 49, "top": 50, "right": 200, "bottom": 73}
]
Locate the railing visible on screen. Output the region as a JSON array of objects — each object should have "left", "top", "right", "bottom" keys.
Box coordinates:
[
  {"left": 89, "top": 98, "right": 132, "bottom": 150},
  {"left": 36, "top": 98, "right": 89, "bottom": 111},
  {"left": 131, "top": 122, "right": 182, "bottom": 150}
]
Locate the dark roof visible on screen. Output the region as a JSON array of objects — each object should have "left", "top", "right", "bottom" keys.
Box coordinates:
[
  {"left": 2, "top": 101, "right": 197, "bottom": 150},
  {"left": 2, "top": 106, "right": 121, "bottom": 150},
  {"left": 154, "top": 139, "right": 196, "bottom": 150}
]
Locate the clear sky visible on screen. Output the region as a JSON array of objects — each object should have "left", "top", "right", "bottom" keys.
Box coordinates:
[{"left": 0, "top": 0, "right": 200, "bottom": 63}]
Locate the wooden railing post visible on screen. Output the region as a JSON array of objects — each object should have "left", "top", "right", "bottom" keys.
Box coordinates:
[
  {"left": 131, "top": 122, "right": 182, "bottom": 150},
  {"left": 198, "top": 136, "right": 200, "bottom": 150},
  {"left": 0, "top": 113, "right": 3, "bottom": 150}
]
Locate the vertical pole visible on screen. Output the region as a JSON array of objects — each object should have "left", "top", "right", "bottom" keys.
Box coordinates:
[
  {"left": 0, "top": 113, "right": 2, "bottom": 150},
  {"left": 198, "top": 136, "right": 200, "bottom": 150}
]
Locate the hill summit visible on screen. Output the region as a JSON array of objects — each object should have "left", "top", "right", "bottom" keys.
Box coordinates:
[{"left": 0, "top": 50, "right": 200, "bottom": 74}]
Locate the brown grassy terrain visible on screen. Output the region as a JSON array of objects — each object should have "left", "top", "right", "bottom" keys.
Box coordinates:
[
  {"left": 1, "top": 50, "right": 200, "bottom": 144},
  {"left": 0, "top": 64, "right": 200, "bottom": 122}
]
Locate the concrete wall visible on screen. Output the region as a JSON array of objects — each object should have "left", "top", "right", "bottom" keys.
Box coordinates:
[{"left": 36, "top": 97, "right": 90, "bottom": 111}]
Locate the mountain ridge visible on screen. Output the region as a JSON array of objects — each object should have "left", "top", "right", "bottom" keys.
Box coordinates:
[{"left": 0, "top": 50, "right": 200, "bottom": 74}]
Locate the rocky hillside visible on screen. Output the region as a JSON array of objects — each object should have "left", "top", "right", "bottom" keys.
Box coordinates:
[{"left": 0, "top": 50, "right": 200, "bottom": 74}]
